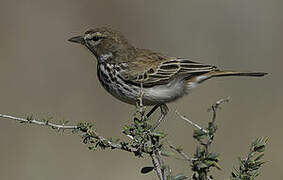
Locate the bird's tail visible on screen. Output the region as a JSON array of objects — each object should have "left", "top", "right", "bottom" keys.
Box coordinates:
[
  {"left": 190, "top": 70, "right": 268, "bottom": 84},
  {"left": 209, "top": 70, "right": 267, "bottom": 78}
]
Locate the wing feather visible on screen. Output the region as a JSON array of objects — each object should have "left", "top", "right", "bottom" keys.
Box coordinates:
[{"left": 118, "top": 51, "right": 218, "bottom": 87}]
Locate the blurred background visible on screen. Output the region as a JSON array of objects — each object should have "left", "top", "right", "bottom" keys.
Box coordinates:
[{"left": 0, "top": 0, "right": 282, "bottom": 179}]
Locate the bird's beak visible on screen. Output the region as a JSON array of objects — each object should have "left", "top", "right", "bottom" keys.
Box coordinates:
[{"left": 68, "top": 36, "right": 84, "bottom": 44}]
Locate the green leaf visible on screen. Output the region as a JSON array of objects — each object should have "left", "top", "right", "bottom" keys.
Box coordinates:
[
  {"left": 197, "top": 162, "right": 208, "bottom": 169},
  {"left": 161, "top": 151, "right": 175, "bottom": 157},
  {"left": 193, "top": 129, "right": 207, "bottom": 140},
  {"left": 72, "top": 128, "right": 79, "bottom": 133},
  {"left": 140, "top": 166, "right": 154, "bottom": 174},
  {"left": 88, "top": 146, "right": 96, "bottom": 150},
  {"left": 150, "top": 132, "right": 166, "bottom": 138},
  {"left": 254, "top": 154, "right": 264, "bottom": 161},
  {"left": 254, "top": 145, "right": 265, "bottom": 152},
  {"left": 207, "top": 152, "right": 220, "bottom": 161},
  {"left": 174, "top": 174, "right": 188, "bottom": 180},
  {"left": 214, "top": 162, "right": 222, "bottom": 170},
  {"left": 205, "top": 159, "right": 215, "bottom": 165}
]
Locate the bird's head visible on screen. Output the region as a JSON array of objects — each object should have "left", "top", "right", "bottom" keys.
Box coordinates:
[{"left": 68, "top": 27, "right": 135, "bottom": 62}]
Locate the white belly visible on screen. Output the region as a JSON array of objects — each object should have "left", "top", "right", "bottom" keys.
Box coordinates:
[
  {"left": 98, "top": 63, "right": 189, "bottom": 106},
  {"left": 142, "top": 78, "right": 187, "bottom": 105}
]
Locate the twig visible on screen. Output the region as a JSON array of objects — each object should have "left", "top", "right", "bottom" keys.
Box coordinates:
[
  {"left": 168, "top": 143, "right": 192, "bottom": 163},
  {"left": 210, "top": 97, "right": 230, "bottom": 123},
  {"left": 0, "top": 113, "right": 77, "bottom": 130},
  {"left": 151, "top": 150, "right": 166, "bottom": 180},
  {"left": 89, "top": 131, "right": 129, "bottom": 150},
  {"left": 175, "top": 110, "right": 208, "bottom": 134},
  {"left": 138, "top": 82, "right": 144, "bottom": 108}
]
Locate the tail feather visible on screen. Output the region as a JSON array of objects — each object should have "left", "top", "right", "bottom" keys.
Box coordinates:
[
  {"left": 209, "top": 71, "right": 267, "bottom": 78},
  {"left": 191, "top": 70, "right": 268, "bottom": 84}
]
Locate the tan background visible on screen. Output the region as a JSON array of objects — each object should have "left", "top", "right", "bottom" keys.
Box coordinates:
[{"left": 0, "top": 0, "right": 282, "bottom": 179}]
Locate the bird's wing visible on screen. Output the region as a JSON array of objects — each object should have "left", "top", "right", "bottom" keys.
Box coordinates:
[{"left": 118, "top": 50, "right": 218, "bottom": 87}]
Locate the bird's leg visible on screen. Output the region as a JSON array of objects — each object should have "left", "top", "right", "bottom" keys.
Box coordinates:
[
  {"left": 150, "top": 104, "right": 169, "bottom": 131},
  {"left": 146, "top": 105, "right": 160, "bottom": 119}
]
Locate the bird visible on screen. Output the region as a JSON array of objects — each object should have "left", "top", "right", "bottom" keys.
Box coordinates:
[{"left": 68, "top": 27, "right": 267, "bottom": 128}]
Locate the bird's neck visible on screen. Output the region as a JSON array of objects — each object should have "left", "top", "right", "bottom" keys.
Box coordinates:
[{"left": 96, "top": 44, "right": 136, "bottom": 63}]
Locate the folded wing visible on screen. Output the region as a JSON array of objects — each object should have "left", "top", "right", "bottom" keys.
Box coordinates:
[{"left": 118, "top": 50, "right": 218, "bottom": 87}]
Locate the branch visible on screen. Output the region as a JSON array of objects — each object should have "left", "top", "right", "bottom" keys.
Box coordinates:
[
  {"left": 0, "top": 113, "right": 137, "bottom": 152},
  {"left": 0, "top": 96, "right": 267, "bottom": 180},
  {"left": 151, "top": 150, "right": 167, "bottom": 180},
  {"left": 0, "top": 113, "right": 77, "bottom": 130},
  {"left": 168, "top": 143, "right": 192, "bottom": 163},
  {"left": 175, "top": 110, "right": 208, "bottom": 133},
  {"left": 175, "top": 98, "right": 230, "bottom": 180},
  {"left": 230, "top": 137, "right": 268, "bottom": 179},
  {"left": 209, "top": 97, "right": 230, "bottom": 123}
]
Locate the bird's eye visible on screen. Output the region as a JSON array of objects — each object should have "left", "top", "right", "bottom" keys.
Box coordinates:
[{"left": 92, "top": 36, "right": 100, "bottom": 41}]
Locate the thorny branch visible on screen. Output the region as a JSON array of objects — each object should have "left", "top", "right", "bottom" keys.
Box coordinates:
[
  {"left": 0, "top": 113, "right": 77, "bottom": 130},
  {"left": 210, "top": 97, "right": 230, "bottom": 123},
  {"left": 168, "top": 143, "right": 192, "bottom": 163},
  {"left": 0, "top": 96, "right": 267, "bottom": 180},
  {"left": 151, "top": 150, "right": 167, "bottom": 180},
  {"left": 174, "top": 97, "right": 230, "bottom": 180},
  {"left": 175, "top": 110, "right": 208, "bottom": 134},
  {"left": 0, "top": 113, "right": 137, "bottom": 152},
  {"left": 175, "top": 97, "right": 230, "bottom": 134}
]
